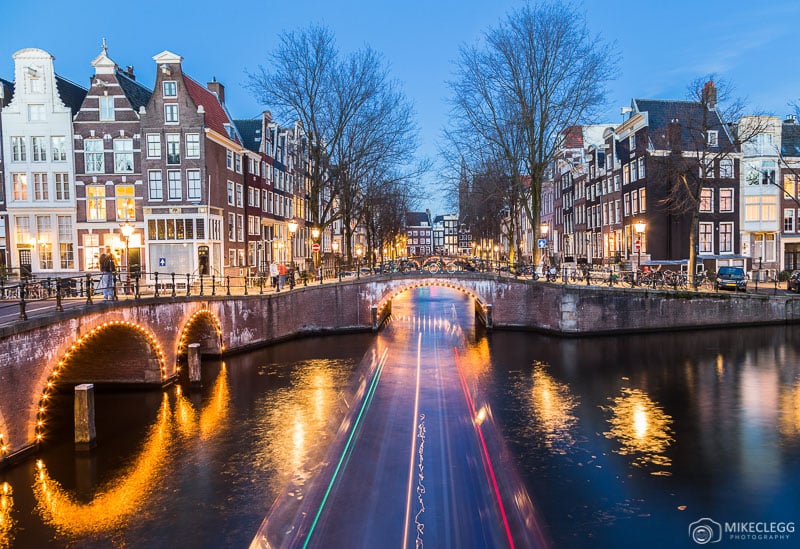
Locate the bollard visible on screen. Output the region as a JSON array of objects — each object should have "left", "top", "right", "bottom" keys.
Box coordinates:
[
  {"left": 188, "top": 343, "right": 202, "bottom": 388},
  {"left": 74, "top": 384, "right": 96, "bottom": 452}
]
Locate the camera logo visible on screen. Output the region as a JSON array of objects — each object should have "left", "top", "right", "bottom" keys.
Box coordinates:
[{"left": 689, "top": 518, "right": 722, "bottom": 544}]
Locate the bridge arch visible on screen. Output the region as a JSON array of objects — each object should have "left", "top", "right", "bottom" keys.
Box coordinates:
[
  {"left": 31, "top": 320, "right": 168, "bottom": 445},
  {"left": 373, "top": 278, "right": 490, "bottom": 320},
  {"left": 177, "top": 309, "right": 223, "bottom": 358}
]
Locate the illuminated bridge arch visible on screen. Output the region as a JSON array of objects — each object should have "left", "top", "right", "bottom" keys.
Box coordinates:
[
  {"left": 177, "top": 309, "right": 224, "bottom": 358},
  {"left": 32, "top": 321, "right": 168, "bottom": 445}
]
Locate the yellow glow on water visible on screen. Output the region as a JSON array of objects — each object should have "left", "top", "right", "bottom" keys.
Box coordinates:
[
  {"left": 779, "top": 381, "right": 800, "bottom": 438},
  {"left": 0, "top": 482, "right": 14, "bottom": 549},
  {"left": 529, "top": 363, "right": 579, "bottom": 453},
  {"left": 199, "top": 371, "right": 231, "bottom": 441},
  {"left": 33, "top": 394, "right": 173, "bottom": 535},
  {"left": 603, "top": 388, "right": 674, "bottom": 473}
]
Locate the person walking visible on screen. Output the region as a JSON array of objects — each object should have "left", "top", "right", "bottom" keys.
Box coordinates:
[
  {"left": 270, "top": 261, "right": 279, "bottom": 290},
  {"left": 278, "top": 262, "right": 287, "bottom": 291},
  {"left": 100, "top": 248, "right": 116, "bottom": 300}
]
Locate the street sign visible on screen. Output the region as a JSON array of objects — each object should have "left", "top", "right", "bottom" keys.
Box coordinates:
[
  {"left": 537, "top": 239, "right": 547, "bottom": 249},
  {"left": 635, "top": 239, "right": 641, "bottom": 252},
  {"left": 159, "top": 257, "right": 166, "bottom": 267},
  {"left": 312, "top": 243, "right": 320, "bottom": 253}
]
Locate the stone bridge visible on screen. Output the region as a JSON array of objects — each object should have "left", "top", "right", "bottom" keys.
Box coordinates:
[{"left": 1, "top": 272, "right": 798, "bottom": 462}]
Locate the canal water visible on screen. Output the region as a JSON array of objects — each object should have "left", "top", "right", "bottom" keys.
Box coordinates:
[{"left": 1, "top": 287, "right": 799, "bottom": 548}]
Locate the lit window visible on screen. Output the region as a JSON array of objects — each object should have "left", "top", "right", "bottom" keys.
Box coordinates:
[
  {"left": 12, "top": 173, "right": 28, "bottom": 200},
  {"left": 720, "top": 189, "right": 734, "bottom": 212},
  {"left": 87, "top": 185, "right": 106, "bottom": 221},
  {"left": 700, "top": 189, "right": 713, "bottom": 212},
  {"left": 115, "top": 184, "right": 135, "bottom": 220}
]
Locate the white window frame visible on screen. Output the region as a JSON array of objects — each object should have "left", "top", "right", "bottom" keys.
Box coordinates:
[
  {"left": 99, "top": 96, "right": 114, "bottom": 121},
  {"left": 164, "top": 103, "right": 179, "bottom": 124},
  {"left": 146, "top": 134, "right": 162, "bottom": 159},
  {"left": 148, "top": 170, "right": 163, "bottom": 200},
  {"left": 187, "top": 169, "right": 201, "bottom": 200},
  {"left": 167, "top": 170, "right": 182, "bottom": 200}
]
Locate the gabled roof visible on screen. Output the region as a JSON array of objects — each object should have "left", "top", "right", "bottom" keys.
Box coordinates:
[
  {"left": 55, "top": 75, "right": 87, "bottom": 115},
  {"left": 183, "top": 75, "right": 240, "bottom": 144},
  {"left": 116, "top": 69, "right": 151, "bottom": 112},
  {"left": 782, "top": 121, "right": 800, "bottom": 157},
  {"left": 233, "top": 119, "right": 262, "bottom": 153},
  {"left": 406, "top": 211, "right": 430, "bottom": 227},
  {"left": 633, "top": 98, "right": 733, "bottom": 150}
]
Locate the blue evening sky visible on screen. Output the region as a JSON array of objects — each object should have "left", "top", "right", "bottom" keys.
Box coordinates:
[{"left": 2, "top": 1, "right": 799, "bottom": 212}]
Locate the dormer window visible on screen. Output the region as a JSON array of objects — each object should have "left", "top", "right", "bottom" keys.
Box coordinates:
[
  {"left": 163, "top": 81, "right": 177, "bottom": 97},
  {"left": 707, "top": 130, "right": 718, "bottom": 147}
]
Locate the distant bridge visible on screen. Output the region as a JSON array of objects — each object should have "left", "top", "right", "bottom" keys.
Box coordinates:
[{"left": 0, "top": 271, "right": 796, "bottom": 461}]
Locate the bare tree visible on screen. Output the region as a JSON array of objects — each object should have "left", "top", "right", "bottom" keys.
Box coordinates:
[
  {"left": 445, "top": 1, "right": 617, "bottom": 264},
  {"left": 653, "top": 77, "right": 771, "bottom": 285}
]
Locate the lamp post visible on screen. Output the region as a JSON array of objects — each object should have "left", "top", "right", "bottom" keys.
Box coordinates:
[
  {"left": 332, "top": 240, "right": 340, "bottom": 281},
  {"left": 634, "top": 219, "right": 646, "bottom": 286},
  {"left": 356, "top": 245, "right": 363, "bottom": 278},
  {"left": 287, "top": 219, "right": 298, "bottom": 289},
  {"left": 311, "top": 226, "right": 321, "bottom": 282},
  {"left": 120, "top": 222, "right": 134, "bottom": 293},
  {"left": 540, "top": 221, "right": 549, "bottom": 270}
]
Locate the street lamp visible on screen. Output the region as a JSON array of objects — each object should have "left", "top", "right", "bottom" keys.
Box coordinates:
[
  {"left": 540, "top": 222, "right": 549, "bottom": 269},
  {"left": 311, "top": 226, "right": 321, "bottom": 282},
  {"left": 120, "top": 222, "right": 134, "bottom": 293},
  {"left": 634, "top": 219, "right": 646, "bottom": 285},
  {"left": 332, "top": 240, "right": 340, "bottom": 281},
  {"left": 287, "top": 219, "right": 298, "bottom": 288},
  {"left": 356, "top": 245, "right": 363, "bottom": 278}
]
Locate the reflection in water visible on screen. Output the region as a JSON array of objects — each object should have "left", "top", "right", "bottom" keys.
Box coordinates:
[
  {"left": 780, "top": 381, "right": 800, "bottom": 439},
  {"left": 0, "top": 482, "right": 13, "bottom": 549},
  {"left": 33, "top": 395, "right": 173, "bottom": 535},
  {"left": 32, "top": 368, "right": 232, "bottom": 538},
  {"left": 602, "top": 388, "right": 674, "bottom": 474},
  {"left": 252, "top": 359, "right": 351, "bottom": 491},
  {"left": 529, "top": 363, "right": 579, "bottom": 454}
]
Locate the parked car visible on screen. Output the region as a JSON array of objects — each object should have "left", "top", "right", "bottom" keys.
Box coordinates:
[
  {"left": 716, "top": 266, "right": 747, "bottom": 292},
  {"left": 787, "top": 270, "right": 800, "bottom": 293}
]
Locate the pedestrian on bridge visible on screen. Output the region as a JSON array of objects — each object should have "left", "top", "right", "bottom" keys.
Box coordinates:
[
  {"left": 99, "top": 249, "right": 116, "bottom": 300},
  {"left": 278, "top": 262, "right": 287, "bottom": 291},
  {"left": 270, "top": 261, "right": 279, "bottom": 290}
]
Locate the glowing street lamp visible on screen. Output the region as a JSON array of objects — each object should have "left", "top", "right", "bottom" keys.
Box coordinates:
[
  {"left": 287, "top": 219, "right": 298, "bottom": 288},
  {"left": 634, "top": 219, "right": 646, "bottom": 285},
  {"left": 332, "top": 240, "right": 341, "bottom": 281}
]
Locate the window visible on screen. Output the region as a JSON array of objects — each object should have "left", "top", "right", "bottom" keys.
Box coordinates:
[
  {"left": 707, "top": 130, "right": 718, "bottom": 147},
  {"left": 164, "top": 103, "right": 179, "bottom": 124},
  {"left": 639, "top": 188, "right": 647, "bottom": 213},
  {"left": 237, "top": 214, "right": 244, "bottom": 241},
  {"left": 32, "top": 137, "right": 47, "bottom": 162},
  {"left": 84, "top": 139, "right": 104, "bottom": 173},
  {"left": 638, "top": 157, "right": 645, "bottom": 179},
  {"left": 699, "top": 222, "right": 713, "bottom": 253},
  {"left": 15, "top": 216, "right": 31, "bottom": 244},
  {"left": 700, "top": 188, "right": 713, "bottom": 212},
  {"left": 51, "top": 136, "right": 67, "bottom": 161},
  {"left": 720, "top": 188, "right": 734, "bottom": 212},
  {"left": 236, "top": 184, "right": 243, "bottom": 207},
  {"left": 700, "top": 160, "right": 714, "bottom": 178},
  {"left": 146, "top": 134, "right": 162, "bottom": 158},
  {"left": 235, "top": 154, "right": 242, "bottom": 173},
  {"left": 114, "top": 139, "right": 134, "bottom": 172},
  {"left": 228, "top": 213, "right": 235, "bottom": 240},
  {"left": 227, "top": 181, "right": 235, "bottom": 205},
  {"left": 163, "top": 81, "right": 177, "bottom": 97},
  {"left": 623, "top": 164, "right": 630, "bottom": 184},
  {"left": 28, "top": 104, "right": 45, "bottom": 121},
  {"left": 166, "top": 134, "right": 180, "bottom": 164},
  {"left": 187, "top": 170, "right": 201, "bottom": 200},
  {"left": 745, "top": 195, "right": 778, "bottom": 222},
  {"left": 55, "top": 173, "right": 70, "bottom": 200},
  {"left": 720, "top": 158, "right": 733, "bottom": 178},
  {"left": 226, "top": 150, "right": 234, "bottom": 170},
  {"left": 33, "top": 173, "right": 48, "bottom": 200},
  {"left": 186, "top": 134, "right": 200, "bottom": 158},
  {"left": 148, "top": 171, "right": 163, "bottom": 200},
  {"left": 58, "top": 216, "right": 74, "bottom": 269},
  {"left": 631, "top": 189, "right": 639, "bottom": 214},
  {"left": 27, "top": 69, "right": 43, "bottom": 93},
  {"left": 99, "top": 96, "right": 114, "bottom": 121},
  {"left": 87, "top": 185, "right": 106, "bottom": 221},
  {"left": 629, "top": 134, "right": 636, "bottom": 151},
  {"left": 167, "top": 170, "right": 182, "bottom": 199},
  {"left": 37, "top": 216, "right": 53, "bottom": 270},
  {"left": 761, "top": 161, "right": 777, "bottom": 185},
  {"left": 11, "top": 137, "right": 26, "bottom": 161},
  {"left": 116, "top": 184, "right": 135, "bottom": 220},
  {"left": 631, "top": 160, "right": 638, "bottom": 181},
  {"left": 784, "top": 209, "right": 796, "bottom": 233},
  {"left": 12, "top": 173, "right": 28, "bottom": 200}
]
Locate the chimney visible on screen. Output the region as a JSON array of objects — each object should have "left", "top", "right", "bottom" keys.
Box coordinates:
[
  {"left": 701, "top": 80, "right": 717, "bottom": 109},
  {"left": 207, "top": 77, "right": 225, "bottom": 104},
  {"left": 668, "top": 119, "right": 681, "bottom": 153},
  {"left": 785, "top": 114, "right": 798, "bottom": 124},
  {"left": 125, "top": 66, "right": 135, "bottom": 80}
]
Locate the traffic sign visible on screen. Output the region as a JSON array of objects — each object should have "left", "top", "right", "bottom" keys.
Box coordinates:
[
  {"left": 635, "top": 239, "right": 641, "bottom": 251},
  {"left": 312, "top": 243, "right": 320, "bottom": 252},
  {"left": 537, "top": 239, "right": 547, "bottom": 249},
  {"left": 159, "top": 257, "right": 166, "bottom": 267}
]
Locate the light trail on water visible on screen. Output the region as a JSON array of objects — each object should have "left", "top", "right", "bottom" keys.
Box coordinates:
[{"left": 402, "top": 332, "right": 424, "bottom": 549}]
